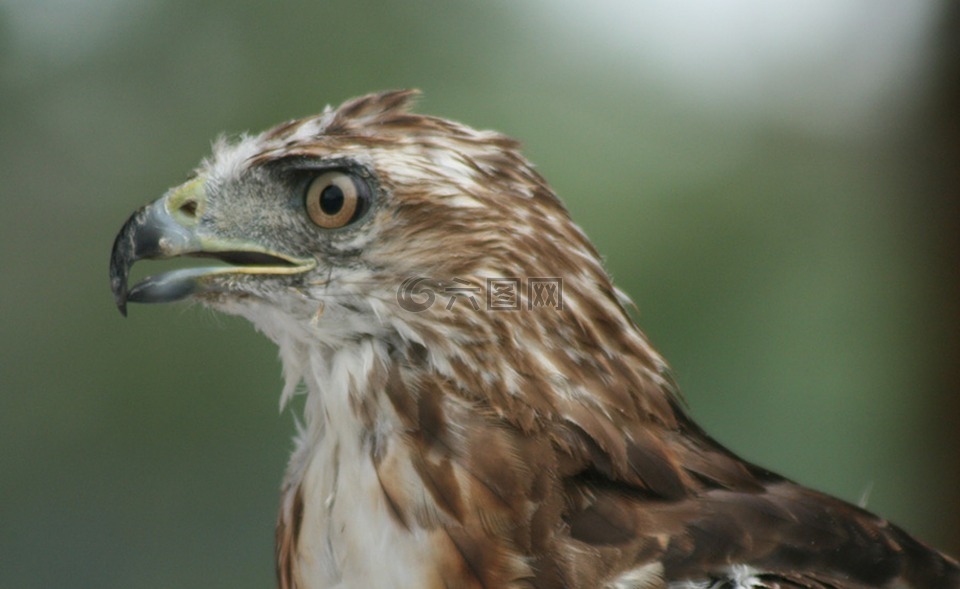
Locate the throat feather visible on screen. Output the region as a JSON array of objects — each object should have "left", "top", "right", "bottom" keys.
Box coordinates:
[{"left": 277, "top": 337, "right": 440, "bottom": 589}]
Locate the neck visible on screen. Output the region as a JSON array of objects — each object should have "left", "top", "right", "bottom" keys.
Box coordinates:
[
  {"left": 238, "top": 292, "right": 681, "bottom": 589},
  {"left": 275, "top": 335, "right": 444, "bottom": 589}
]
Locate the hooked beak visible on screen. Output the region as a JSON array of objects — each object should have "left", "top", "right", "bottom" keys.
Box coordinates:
[{"left": 109, "top": 179, "right": 316, "bottom": 316}]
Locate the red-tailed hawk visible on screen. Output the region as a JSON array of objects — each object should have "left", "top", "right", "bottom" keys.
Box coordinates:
[{"left": 110, "top": 90, "right": 959, "bottom": 588}]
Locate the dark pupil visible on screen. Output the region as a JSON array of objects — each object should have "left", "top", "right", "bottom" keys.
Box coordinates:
[{"left": 319, "top": 184, "right": 345, "bottom": 215}]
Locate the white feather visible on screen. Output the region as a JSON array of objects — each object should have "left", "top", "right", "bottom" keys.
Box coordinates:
[
  {"left": 668, "top": 565, "right": 772, "bottom": 589},
  {"left": 218, "top": 296, "right": 437, "bottom": 589}
]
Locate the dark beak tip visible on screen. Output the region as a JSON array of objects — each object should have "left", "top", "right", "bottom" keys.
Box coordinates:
[
  {"left": 109, "top": 269, "right": 130, "bottom": 317},
  {"left": 110, "top": 208, "right": 144, "bottom": 318}
]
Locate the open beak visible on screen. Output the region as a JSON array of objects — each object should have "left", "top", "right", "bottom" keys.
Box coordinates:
[{"left": 109, "top": 180, "right": 315, "bottom": 316}]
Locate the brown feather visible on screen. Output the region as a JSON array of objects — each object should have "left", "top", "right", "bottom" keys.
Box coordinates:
[{"left": 268, "top": 91, "right": 960, "bottom": 588}]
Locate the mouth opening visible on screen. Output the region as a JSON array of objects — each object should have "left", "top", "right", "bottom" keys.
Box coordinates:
[
  {"left": 120, "top": 248, "right": 316, "bottom": 310},
  {"left": 190, "top": 250, "right": 299, "bottom": 267}
]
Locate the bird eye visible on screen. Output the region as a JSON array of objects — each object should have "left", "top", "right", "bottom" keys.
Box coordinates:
[{"left": 305, "top": 171, "right": 367, "bottom": 228}]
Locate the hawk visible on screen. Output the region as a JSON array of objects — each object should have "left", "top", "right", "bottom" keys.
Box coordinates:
[{"left": 109, "top": 90, "right": 958, "bottom": 589}]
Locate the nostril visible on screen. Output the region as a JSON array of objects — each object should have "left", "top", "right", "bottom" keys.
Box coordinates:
[{"left": 179, "top": 200, "right": 199, "bottom": 217}]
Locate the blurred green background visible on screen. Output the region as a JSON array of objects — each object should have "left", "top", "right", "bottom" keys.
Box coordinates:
[{"left": 2, "top": 1, "right": 958, "bottom": 587}]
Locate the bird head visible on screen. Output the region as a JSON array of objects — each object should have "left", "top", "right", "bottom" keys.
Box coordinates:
[{"left": 111, "top": 91, "right": 650, "bottom": 359}]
